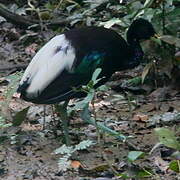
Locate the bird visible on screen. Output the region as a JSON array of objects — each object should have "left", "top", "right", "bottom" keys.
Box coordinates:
[{"left": 17, "top": 18, "right": 159, "bottom": 104}]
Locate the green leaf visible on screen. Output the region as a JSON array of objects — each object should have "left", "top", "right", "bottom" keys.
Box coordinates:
[
  {"left": 144, "top": 0, "right": 154, "bottom": 8},
  {"left": 0, "top": 116, "right": 12, "bottom": 128},
  {"left": 171, "top": 151, "right": 180, "bottom": 160},
  {"left": 128, "top": 77, "right": 142, "bottom": 86},
  {"left": 169, "top": 160, "right": 180, "bottom": 173},
  {"left": 155, "top": 128, "right": 180, "bottom": 150},
  {"left": 53, "top": 144, "right": 73, "bottom": 155},
  {"left": 12, "top": 107, "right": 29, "bottom": 126},
  {"left": 150, "top": 36, "right": 162, "bottom": 45},
  {"left": 57, "top": 155, "right": 71, "bottom": 171},
  {"left": 128, "top": 151, "right": 145, "bottom": 162},
  {"left": 137, "top": 168, "right": 153, "bottom": 177},
  {"left": 118, "top": 173, "right": 130, "bottom": 178},
  {"left": 54, "top": 140, "right": 94, "bottom": 171},
  {"left": 97, "top": 85, "right": 109, "bottom": 91},
  {"left": 99, "top": 18, "right": 123, "bottom": 28},
  {"left": 0, "top": 136, "right": 8, "bottom": 144},
  {"left": 81, "top": 105, "right": 126, "bottom": 141},
  {"left": 166, "top": 8, "right": 180, "bottom": 16},
  {"left": 72, "top": 90, "right": 95, "bottom": 110},
  {"left": 75, "top": 140, "right": 94, "bottom": 151},
  {"left": 91, "top": 68, "right": 102, "bottom": 83}
]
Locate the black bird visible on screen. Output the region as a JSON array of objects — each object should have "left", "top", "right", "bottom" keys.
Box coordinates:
[{"left": 17, "top": 18, "right": 158, "bottom": 104}]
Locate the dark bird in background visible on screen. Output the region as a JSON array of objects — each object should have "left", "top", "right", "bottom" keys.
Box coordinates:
[{"left": 17, "top": 18, "right": 159, "bottom": 104}]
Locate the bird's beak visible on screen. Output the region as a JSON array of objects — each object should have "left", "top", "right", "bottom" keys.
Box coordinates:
[{"left": 150, "top": 33, "right": 161, "bottom": 45}]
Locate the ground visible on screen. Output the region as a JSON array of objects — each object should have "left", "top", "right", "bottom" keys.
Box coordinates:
[{"left": 0, "top": 22, "right": 180, "bottom": 180}]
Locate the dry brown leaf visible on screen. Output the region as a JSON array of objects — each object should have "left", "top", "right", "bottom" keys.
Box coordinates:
[
  {"left": 175, "top": 51, "right": 180, "bottom": 61},
  {"left": 154, "top": 156, "right": 169, "bottom": 172},
  {"left": 132, "top": 114, "right": 149, "bottom": 122},
  {"left": 25, "top": 43, "right": 38, "bottom": 55},
  {"left": 71, "top": 160, "right": 82, "bottom": 169},
  {"left": 0, "top": 95, "right": 5, "bottom": 101},
  {"left": 104, "top": 149, "right": 113, "bottom": 155},
  {"left": 84, "top": 163, "right": 109, "bottom": 172},
  {"left": 12, "top": 92, "right": 21, "bottom": 98},
  {"left": 142, "top": 62, "right": 153, "bottom": 84}
]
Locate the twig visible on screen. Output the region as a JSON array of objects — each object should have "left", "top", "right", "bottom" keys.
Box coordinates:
[
  {"left": 0, "top": 64, "right": 28, "bottom": 71},
  {"left": 0, "top": 3, "right": 82, "bottom": 29},
  {"left": 43, "top": 105, "right": 46, "bottom": 129},
  {"left": 125, "top": 141, "right": 142, "bottom": 151},
  {"left": 56, "top": 0, "right": 64, "bottom": 10},
  {"left": 27, "top": 0, "right": 44, "bottom": 31}
]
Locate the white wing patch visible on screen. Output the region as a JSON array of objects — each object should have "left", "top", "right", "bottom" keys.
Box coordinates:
[{"left": 19, "top": 34, "right": 75, "bottom": 98}]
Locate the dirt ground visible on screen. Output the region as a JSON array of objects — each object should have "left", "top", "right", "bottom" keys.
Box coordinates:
[{"left": 0, "top": 22, "right": 180, "bottom": 180}]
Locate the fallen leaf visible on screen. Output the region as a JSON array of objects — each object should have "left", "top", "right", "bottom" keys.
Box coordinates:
[
  {"left": 142, "top": 62, "right": 153, "bottom": 84},
  {"left": 71, "top": 160, "right": 82, "bottom": 169},
  {"left": 175, "top": 51, "right": 180, "bottom": 61},
  {"left": 84, "top": 163, "right": 109, "bottom": 172},
  {"left": 25, "top": 43, "right": 38, "bottom": 55},
  {"left": 12, "top": 92, "right": 20, "bottom": 98},
  {"left": 104, "top": 149, "right": 113, "bottom": 154},
  {"left": 132, "top": 114, "right": 149, "bottom": 122},
  {"left": 153, "top": 156, "right": 169, "bottom": 172},
  {"left": 160, "top": 35, "right": 180, "bottom": 48},
  {"left": 0, "top": 95, "right": 5, "bottom": 101}
]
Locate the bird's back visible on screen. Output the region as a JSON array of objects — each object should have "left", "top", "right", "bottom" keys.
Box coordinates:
[{"left": 65, "top": 26, "right": 130, "bottom": 73}]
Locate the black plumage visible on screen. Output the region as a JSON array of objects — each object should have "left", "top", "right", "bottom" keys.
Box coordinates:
[{"left": 17, "top": 18, "right": 158, "bottom": 104}]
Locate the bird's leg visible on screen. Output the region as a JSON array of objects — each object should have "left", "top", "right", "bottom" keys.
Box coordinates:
[
  {"left": 55, "top": 100, "right": 70, "bottom": 145},
  {"left": 62, "top": 100, "right": 70, "bottom": 145}
]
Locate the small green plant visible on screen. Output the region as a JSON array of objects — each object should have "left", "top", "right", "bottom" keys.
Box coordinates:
[
  {"left": 127, "top": 151, "right": 145, "bottom": 162},
  {"left": 73, "top": 68, "right": 126, "bottom": 141},
  {"left": 0, "top": 72, "right": 24, "bottom": 144},
  {"left": 118, "top": 150, "right": 153, "bottom": 179},
  {"left": 155, "top": 127, "right": 180, "bottom": 173},
  {"left": 53, "top": 140, "right": 94, "bottom": 171},
  {"left": 0, "top": 72, "right": 23, "bottom": 123},
  {"left": 0, "top": 116, "right": 12, "bottom": 128},
  {"left": 54, "top": 68, "right": 126, "bottom": 145}
]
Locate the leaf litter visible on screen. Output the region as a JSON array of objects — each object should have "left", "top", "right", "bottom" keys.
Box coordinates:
[{"left": 0, "top": 1, "right": 179, "bottom": 179}]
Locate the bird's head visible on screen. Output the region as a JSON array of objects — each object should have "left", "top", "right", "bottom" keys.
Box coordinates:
[{"left": 127, "top": 18, "right": 160, "bottom": 45}]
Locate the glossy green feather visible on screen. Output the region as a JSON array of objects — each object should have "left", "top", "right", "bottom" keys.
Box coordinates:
[{"left": 74, "top": 52, "right": 106, "bottom": 75}]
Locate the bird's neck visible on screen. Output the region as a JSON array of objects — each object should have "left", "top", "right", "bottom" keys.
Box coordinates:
[{"left": 127, "top": 41, "right": 144, "bottom": 68}]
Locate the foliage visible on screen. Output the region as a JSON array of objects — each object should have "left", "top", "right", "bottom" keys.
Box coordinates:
[
  {"left": 53, "top": 140, "right": 94, "bottom": 171},
  {"left": 0, "top": 0, "right": 179, "bottom": 178},
  {"left": 0, "top": 72, "right": 24, "bottom": 143},
  {"left": 12, "top": 107, "right": 29, "bottom": 126},
  {"left": 2, "top": 72, "right": 22, "bottom": 106},
  {"left": 71, "top": 68, "right": 102, "bottom": 110},
  {"left": 141, "top": 62, "right": 154, "bottom": 84},
  {"left": 155, "top": 128, "right": 180, "bottom": 150},
  {"left": 169, "top": 160, "right": 180, "bottom": 173},
  {"left": 95, "top": 0, "right": 179, "bottom": 84},
  {"left": 118, "top": 150, "right": 153, "bottom": 178},
  {"left": 0, "top": 116, "right": 12, "bottom": 128},
  {"left": 2, "top": 0, "right": 179, "bottom": 83},
  {"left": 0, "top": 72, "right": 23, "bottom": 122},
  {"left": 155, "top": 127, "right": 180, "bottom": 173},
  {"left": 128, "top": 151, "right": 145, "bottom": 162},
  {"left": 71, "top": 68, "right": 127, "bottom": 141}
]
